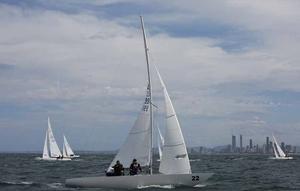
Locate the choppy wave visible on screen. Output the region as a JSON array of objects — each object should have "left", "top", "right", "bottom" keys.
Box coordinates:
[
  {"left": 47, "top": 182, "right": 64, "bottom": 189},
  {"left": 0, "top": 181, "right": 35, "bottom": 186},
  {"left": 189, "top": 158, "right": 201, "bottom": 162},
  {"left": 137, "top": 184, "right": 174, "bottom": 189},
  {"left": 193, "top": 184, "right": 207, "bottom": 188}
]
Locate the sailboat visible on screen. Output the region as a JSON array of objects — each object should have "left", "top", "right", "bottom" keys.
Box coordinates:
[
  {"left": 40, "top": 117, "right": 71, "bottom": 161},
  {"left": 63, "top": 135, "right": 80, "bottom": 159},
  {"left": 66, "top": 16, "right": 213, "bottom": 189},
  {"left": 271, "top": 135, "right": 293, "bottom": 160}
]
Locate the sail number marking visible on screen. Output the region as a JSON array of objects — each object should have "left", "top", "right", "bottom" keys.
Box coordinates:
[{"left": 192, "top": 176, "right": 199, "bottom": 181}]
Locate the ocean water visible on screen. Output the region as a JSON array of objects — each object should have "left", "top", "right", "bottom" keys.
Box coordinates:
[{"left": 0, "top": 153, "right": 299, "bottom": 191}]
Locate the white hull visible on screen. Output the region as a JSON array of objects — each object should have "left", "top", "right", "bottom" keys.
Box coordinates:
[
  {"left": 70, "top": 155, "right": 80, "bottom": 159},
  {"left": 269, "top": 156, "right": 293, "bottom": 160},
  {"left": 66, "top": 173, "right": 213, "bottom": 189},
  {"left": 36, "top": 157, "right": 72, "bottom": 161}
]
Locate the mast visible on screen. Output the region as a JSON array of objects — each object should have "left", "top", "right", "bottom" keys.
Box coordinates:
[{"left": 140, "top": 16, "right": 153, "bottom": 175}]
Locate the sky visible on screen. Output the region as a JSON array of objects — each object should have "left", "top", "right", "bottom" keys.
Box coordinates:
[{"left": 0, "top": 0, "right": 300, "bottom": 152}]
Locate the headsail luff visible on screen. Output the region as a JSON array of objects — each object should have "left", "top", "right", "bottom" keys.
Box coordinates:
[
  {"left": 156, "top": 67, "right": 191, "bottom": 174},
  {"left": 47, "top": 117, "right": 62, "bottom": 157}
]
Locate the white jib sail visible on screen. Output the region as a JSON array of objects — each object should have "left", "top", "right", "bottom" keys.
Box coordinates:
[
  {"left": 272, "top": 135, "right": 286, "bottom": 157},
  {"left": 47, "top": 117, "right": 62, "bottom": 157},
  {"left": 42, "top": 131, "right": 50, "bottom": 159},
  {"left": 63, "top": 135, "right": 74, "bottom": 157},
  {"left": 109, "top": 84, "right": 151, "bottom": 168},
  {"left": 156, "top": 67, "right": 191, "bottom": 174}
]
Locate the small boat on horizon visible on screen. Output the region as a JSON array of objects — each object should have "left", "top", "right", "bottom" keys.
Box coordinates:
[
  {"left": 38, "top": 117, "right": 78, "bottom": 161},
  {"left": 270, "top": 134, "right": 293, "bottom": 160},
  {"left": 63, "top": 135, "right": 80, "bottom": 159}
]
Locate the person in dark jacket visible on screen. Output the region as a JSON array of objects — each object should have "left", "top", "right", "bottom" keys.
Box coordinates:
[
  {"left": 129, "top": 159, "right": 142, "bottom": 175},
  {"left": 112, "top": 160, "right": 124, "bottom": 176}
]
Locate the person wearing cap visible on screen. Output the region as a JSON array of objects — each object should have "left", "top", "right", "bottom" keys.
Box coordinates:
[{"left": 129, "top": 159, "right": 142, "bottom": 175}]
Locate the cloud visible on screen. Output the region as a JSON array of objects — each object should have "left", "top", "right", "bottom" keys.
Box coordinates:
[{"left": 0, "top": 1, "right": 300, "bottom": 151}]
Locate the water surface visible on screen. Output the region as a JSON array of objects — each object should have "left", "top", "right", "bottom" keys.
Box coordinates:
[{"left": 0, "top": 153, "right": 299, "bottom": 190}]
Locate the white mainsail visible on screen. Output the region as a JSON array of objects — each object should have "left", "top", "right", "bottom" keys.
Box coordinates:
[
  {"left": 63, "top": 135, "right": 75, "bottom": 157},
  {"left": 42, "top": 131, "right": 50, "bottom": 159},
  {"left": 272, "top": 135, "right": 286, "bottom": 157},
  {"left": 47, "top": 117, "right": 62, "bottom": 157},
  {"left": 109, "top": 84, "right": 152, "bottom": 168},
  {"left": 156, "top": 67, "right": 191, "bottom": 174}
]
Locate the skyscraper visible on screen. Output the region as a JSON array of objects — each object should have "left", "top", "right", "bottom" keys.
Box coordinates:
[
  {"left": 239, "top": 134, "right": 243, "bottom": 153},
  {"left": 232, "top": 135, "right": 236, "bottom": 152},
  {"left": 281, "top": 142, "right": 285, "bottom": 152},
  {"left": 266, "top": 136, "right": 270, "bottom": 153},
  {"left": 250, "top": 139, "right": 253, "bottom": 149}
]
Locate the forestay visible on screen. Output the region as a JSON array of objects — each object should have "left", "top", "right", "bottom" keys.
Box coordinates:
[
  {"left": 109, "top": 85, "right": 151, "bottom": 168},
  {"left": 156, "top": 68, "right": 191, "bottom": 174},
  {"left": 47, "top": 117, "right": 62, "bottom": 157}
]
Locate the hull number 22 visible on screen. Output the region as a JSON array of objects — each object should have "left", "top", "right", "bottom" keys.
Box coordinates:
[{"left": 192, "top": 176, "right": 199, "bottom": 181}]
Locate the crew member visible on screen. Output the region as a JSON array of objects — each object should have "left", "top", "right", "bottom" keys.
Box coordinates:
[{"left": 129, "top": 159, "right": 142, "bottom": 175}]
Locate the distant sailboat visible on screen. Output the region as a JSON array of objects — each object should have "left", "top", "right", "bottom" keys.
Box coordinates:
[
  {"left": 271, "top": 135, "right": 293, "bottom": 160},
  {"left": 40, "top": 117, "right": 71, "bottom": 161},
  {"left": 63, "top": 135, "right": 80, "bottom": 159},
  {"left": 66, "top": 16, "right": 213, "bottom": 189}
]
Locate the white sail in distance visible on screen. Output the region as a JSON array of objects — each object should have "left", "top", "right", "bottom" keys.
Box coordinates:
[
  {"left": 156, "top": 67, "right": 191, "bottom": 174},
  {"left": 42, "top": 131, "right": 50, "bottom": 159},
  {"left": 47, "top": 117, "right": 62, "bottom": 157},
  {"left": 109, "top": 84, "right": 152, "bottom": 168},
  {"left": 63, "top": 142, "right": 68, "bottom": 158},
  {"left": 272, "top": 135, "right": 286, "bottom": 157},
  {"left": 63, "top": 135, "right": 75, "bottom": 157}
]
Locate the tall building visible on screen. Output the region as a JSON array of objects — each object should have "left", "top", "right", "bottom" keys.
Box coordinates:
[
  {"left": 281, "top": 142, "right": 285, "bottom": 152},
  {"left": 266, "top": 136, "right": 270, "bottom": 153},
  {"left": 249, "top": 139, "right": 253, "bottom": 149},
  {"left": 239, "top": 134, "right": 243, "bottom": 152},
  {"left": 232, "top": 135, "right": 236, "bottom": 152}
]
